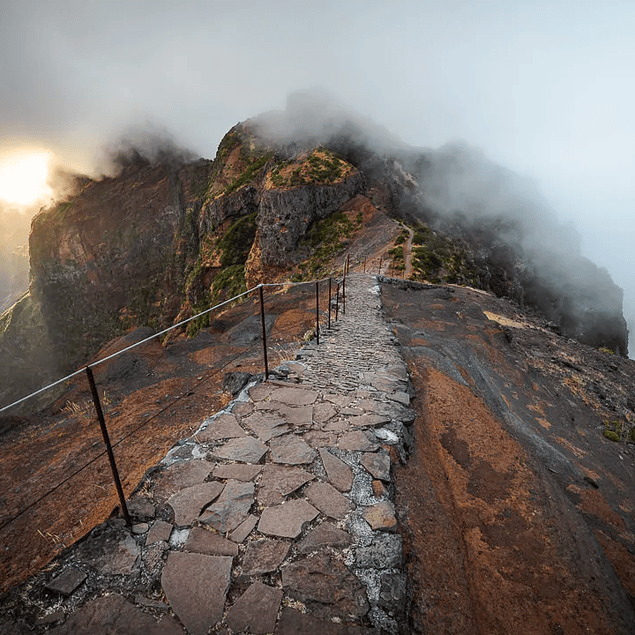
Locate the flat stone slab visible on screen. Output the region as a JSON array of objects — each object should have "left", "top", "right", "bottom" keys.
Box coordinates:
[
  {"left": 45, "top": 567, "right": 86, "bottom": 596},
  {"left": 199, "top": 480, "right": 255, "bottom": 533},
  {"left": 305, "top": 481, "right": 353, "bottom": 520},
  {"left": 362, "top": 500, "right": 398, "bottom": 532},
  {"left": 338, "top": 430, "right": 379, "bottom": 452},
  {"left": 212, "top": 463, "right": 262, "bottom": 481},
  {"left": 282, "top": 553, "right": 369, "bottom": 620},
  {"left": 226, "top": 582, "right": 283, "bottom": 635},
  {"left": 313, "top": 401, "right": 338, "bottom": 424},
  {"left": 319, "top": 448, "right": 353, "bottom": 492},
  {"left": 269, "top": 386, "right": 319, "bottom": 406},
  {"left": 255, "top": 401, "right": 313, "bottom": 427},
  {"left": 184, "top": 527, "right": 239, "bottom": 556},
  {"left": 387, "top": 391, "right": 410, "bottom": 406},
  {"left": 249, "top": 383, "right": 275, "bottom": 401},
  {"left": 303, "top": 431, "right": 339, "bottom": 448},
  {"left": 276, "top": 607, "right": 376, "bottom": 634},
  {"left": 243, "top": 411, "right": 289, "bottom": 441},
  {"left": 153, "top": 460, "right": 215, "bottom": 502},
  {"left": 211, "top": 437, "right": 267, "bottom": 464},
  {"left": 127, "top": 496, "right": 156, "bottom": 521},
  {"left": 196, "top": 413, "right": 246, "bottom": 442},
  {"left": 47, "top": 594, "right": 183, "bottom": 635},
  {"left": 241, "top": 538, "right": 290, "bottom": 575},
  {"left": 270, "top": 433, "right": 317, "bottom": 465},
  {"left": 356, "top": 533, "right": 403, "bottom": 569},
  {"left": 146, "top": 519, "right": 173, "bottom": 545},
  {"left": 257, "top": 464, "right": 315, "bottom": 506},
  {"left": 229, "top": 514, "right": 258, "bottom": 543},
  {"left": 162, "top": 552, "right": 232, "bottom": 635},
  {"left": 75, "top": 525, "right": 140, "bottom": 576},
  {"left": 346, "top": 413, "right": 392, "bottom": 428},
  {"left": 297, "top": 522, "right": 352, "bottom": 554},
  {"left": 360, "top": 452, "right": 391, "bottom": 481},
  {"left": 258, "top": 500, "right": 319, "bottom": 538},
  {"left": 167, "top": 481, "right": 224, "bottom": 526}
]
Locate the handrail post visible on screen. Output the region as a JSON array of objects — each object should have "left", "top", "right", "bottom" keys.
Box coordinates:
[
  {"left": 258, "top": 285, "right": 269, "bottom": 380},
  {"left": 346, "top": 254, "right": 350, "bottom": 277},
  {"left": 328, "top": 278, "right": 332, "bottom": 330},
  {"left": 335, "top": 282, "right": 340, "bottom": 321},
  {"left": 86, "top": 366, "right": 131, "bottom": 527},
  {"left": 315, "top": 281, "right": 320, "bottom": 345},
  {"left": 363, "top": 256, "right": 366, "bottom": 273},
  {"left": 378, "top": 255, "right": 382, "bottom": 275},
  {"left": 342, "top": 276, "right": 346, "bottom": 316}
]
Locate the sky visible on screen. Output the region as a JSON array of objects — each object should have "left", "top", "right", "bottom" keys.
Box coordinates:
[{"left": 1, "top": 0, "right": 634, "bottom": 343}]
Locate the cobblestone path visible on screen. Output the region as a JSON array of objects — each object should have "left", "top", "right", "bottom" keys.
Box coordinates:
[{"left": 22, "top": 274, "right": 416, "bottom": 635}]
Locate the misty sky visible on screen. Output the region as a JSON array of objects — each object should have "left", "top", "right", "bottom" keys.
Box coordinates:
[{"left": 1, "top": 0, "right": 634, "bottom": 339}]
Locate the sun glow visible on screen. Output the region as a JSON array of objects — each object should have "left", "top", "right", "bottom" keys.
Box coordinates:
[{"left": 0, "top": 151, "right": 53, "bottom": 206}]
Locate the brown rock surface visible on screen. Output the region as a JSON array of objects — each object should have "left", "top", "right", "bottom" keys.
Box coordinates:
[
  {"left": 269, "top": 433, "right": 317, "bottom": 464},
  {"left": 212, "top": 463, "right": 262, "bottom": 481},
  {"left": 319, "top": 448, "right": 353, "bottom": 491},
  {"left": 305, "top": 481, "right": 353, "bottom": 520},
  {"left": 256, "top": 464, "right": 315, "bottom": 506},
  {"left": 360, "top": 452, "right": 391, "bottom": 481},
  {"left": 269, "top": 386, "right": 319, "bottom": 406},
  {"left": 241, "top": 539, "right": 290, "bottom": 575},
  {"left": 362, "top": 500, "right": 397, "bottom": 532},
  {"left": 199, "top": 480, "right": 255, "bottom": 533},
  {"left": 195, "top": 413, "right": 246, "bottom": 442},
  {"left": 226, "top": 582, "right": 283, "bottom": 635},
  {"left": 146, "top": 519, "right": 173, "bottom": 545},
  {"left": 167, "top": 481, "right": 224, "bottom": 526},
  {"left": 211, "top": 436, "right": 268, "bottom": 463},
  {"left": 338, "top": 430, "right": 379, "bottom": 452},
  {"left": 297, "top": 522, "right": 352, "bottom": 553},
  {"left": 184, "top": 527, "right": 239, "bottom": 556},
  {"left": 258, "top": 500, "right": 319, "bottom": 538}
]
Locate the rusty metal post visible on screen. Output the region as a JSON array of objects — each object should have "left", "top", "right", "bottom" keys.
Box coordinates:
[
  {"left": 363, "top": 256, "right": 366, "bottom": 273},
  {"left": 328, "top": 278, "right": 332, "bottom": 329},
  {"left": 258, "top": 285, "right": 269, "bottom": 379},
  {"left": 85, "top": 366, "right": 131, "bottom": 527},
  {"left": 346, "top": 254, "right": 350, "bottom": 276},
  {"left": 315, "top": 281, "right": 320, "bottom": 345},
  {"left": 378, "top": 255, "right": 383, "bottom": 275},
  {"left": 342, "top": 275, "right": 346, "bottom": 315},
  {"left": 335, "top": 282, "right": 340, "bottom": 321}
]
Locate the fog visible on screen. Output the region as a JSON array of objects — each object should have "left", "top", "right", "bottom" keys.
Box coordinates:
[{"left": 1, "top": 1, "right": 633, "bottom": 351}]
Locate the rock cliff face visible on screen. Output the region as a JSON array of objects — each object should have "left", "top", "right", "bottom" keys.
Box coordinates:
[{"left": 0, "top": 118, "right": 629, "bottom": 409}]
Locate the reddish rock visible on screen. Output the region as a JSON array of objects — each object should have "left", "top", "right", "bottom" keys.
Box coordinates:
[
  {"left": 212, "top": 463, "right": 262, "bottom": 481},
  {"left": 249, "top": 383, "right": 275, "bottom": 401},
  {"left": 167, "top": 481, "right": 224, "bottom": 526},
  {"left": 195, "top": 413, "right": 246, "bottom": 442},
  {"left": 313, "top": 401, "right": 338, "bottom": 423},
  {"left": 258, "top": 500, "right": 319, "bottom": 538},
  {"left": 229, "top": 514, "right": 258, "bottom": 543},
  {"left": 257, "top": 464, "right": 315, "bottom": 506},
  {"left": 232, "top": 401, "right": 254, "bottom": 416},
  {"left": 346, "top": 414, "right": 391, "bottom": 428},
  {"left": 211, "top": 437, "right": 268, "bottom": 464},
  {"left": 184, "top": 527, "right": 239, "bottom": 556},
  {"left": 270, "top": 434, "right": 317, "bottom": 465},
  {"left": 371, "top": 480, "right": 388, "bottom": 498},
  {"left": 282, "top": 554, "right": 369, "bottom": 620},
  {"left": 303, "top": 431, "right": 339, "bottom": 448},
  {"left": 305, "top": 481, "right": 353, "bottom": 520},
  {"left": 152, "top": 460, "right": 215, "bottom": 502},
  {"left": 226, "top": 582, "right": 283, "bottom": 635},
  {"left": 360, "top": 452, "right": 391, "bottom": 481},
  {"left": 48, "top": 595, "right": 184, "bottom": 635},
  {"left": 243, "top": 411, "right": 289, "bottom": 441},
  {"left": 269, "top": 386, "right": 319, "bottom": 406},
  {"left": 242, "top": 539, "right": 290, "bottom": 575},
  {"left": 146, "top": 519, "right": 173, "bottom": 545},
  {"left": 319, "top": 448, "right": 353, "bottom": 492},
  {"left": 199, "top": 480, "right": 255, "bottom": 533},
  {"left": 362, "top": 500, "right": 397, "bottom": 532},
  {"left": 297, "top": 522, "right": 352, "bottom": 553},
  {"left": 338, "top": 430, "right": 379, "bottom": 452},
  {"left": 162, "top": 552, "right": 232, "bottom": 635}
]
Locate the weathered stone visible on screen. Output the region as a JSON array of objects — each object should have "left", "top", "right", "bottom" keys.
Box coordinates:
[
  {"left": 229, "top": 514, "right": 258, "bottom": 543},
  {"left": 270, "top": 433, "right": 317, "bottom": 464},
  {"left": 269, "top": 386, "right": 319, "bottom": 406},
  {"left": 371, "top": 480, "right": 388, "bottom": 498},
  {"left": 360, "top": 452, "right": 391, "bottom": 481},
  {"left": 127, "top": 496, "right": 156, "bottom": 521},
  {"left": 48, "top": 595, "right": 183, "bottom": 635},
  {"left": 162, "top": 552, "right": 231, "bottom": 635},
  {"left": 249, "top": 383, "right": 274, "bottom": 401},
  {"left": 339, "top": 430, "right": 379, "bottom": 452},
  {"left": 387, "top": 391, "right": 410, "bottom": 406},
  {"left": 232, "top": 400, "right": 254, "bottom": 416},
  {"left": 153, "top": 460, "right": 215, "bottom": 502},
  {"left": 146, "top": 519, "right": 173, "bottom": 545},
  {"left": 45, "top": 567, "right": 86, "bottom": 595},
  {"left": 196, "top": 413, "right": 246, "bottom": 442},
  {"left": 256, "top": 464, "right": 314, "bottom": 506},
  {"left": 355, "top": 533, "right": 403, "bottom": 569},
  {"left": 255, "top": 401, "right": 313, "bottom": 427},
  {"left": 303, "top": 430, "right": 339, "bottom": 448},
  {"left": 297, "top": 522, "right": 352, "bottom": 553},
  {"left": 211, "top": 437, "right": 267, "bottom": 464},
  {"left": 276, "top": 607, "right": 377, "bottom": 634},
  {"left": 324, "top": 393, "right": 351, "bottom": 407},
  {"left": 258, "top": 500, "right": 319, "bottom": 538},
  {"left": 379, "top": 572, "right": 408, "bottom": 617},
  {"left": 322, "top": 418, "right": 349, "bottom": 432},
  {"left": 319, "top": 448, "right": 353, "bottom": 492},
  {"left": 305, "top": 481, "right": 353, "bottom": 520},
  {"left": 75, "top": 523, "right": 141, "bottom": 576},
  {"left": 222, "top": 371, "right": 252, "bottom": 396},
  {"left": 184, "top": 527, "right": 239, "bottom": 556},
  {"left": 199, "top": 480, "right": 255, "bottom": 533},
  {"left": 282, "top": 554, "right": 369, "bottom": 620},
  {"left": 362, "top": 500, "right": 397, "bottom": 532},
  {"left": 167, "top": 481, "right": 224, "bottom": 527},
  {"left": 313, "top": 402, "right": 337, "bottom": 423},
  {"left": 135, "top": 595, "right": 170, "bottom": 611},
  {"left": 212, "top": 463, "right": 262, "bottom": 481},
  {"left": 243, "top": 411, "right": 289, "bottom": 441},
  {"left": 132, "top": 522, "right": 149, "bottom": 535},
  {"left": 241, "top": 539, "right": 290, "bottom": 575},
  {"left": 226, "top": 582, "right": 283, "bottom": 635},
  {"left": 143, "top": 540, "right": 168, "bottom": 582},
  {"left": 346, "top": 413, "right": 391, "bottom": 428}
]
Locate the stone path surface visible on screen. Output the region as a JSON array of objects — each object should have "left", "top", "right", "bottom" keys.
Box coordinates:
[{"left": 17, "top": 274, "right": 416, "bottom": 634}]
